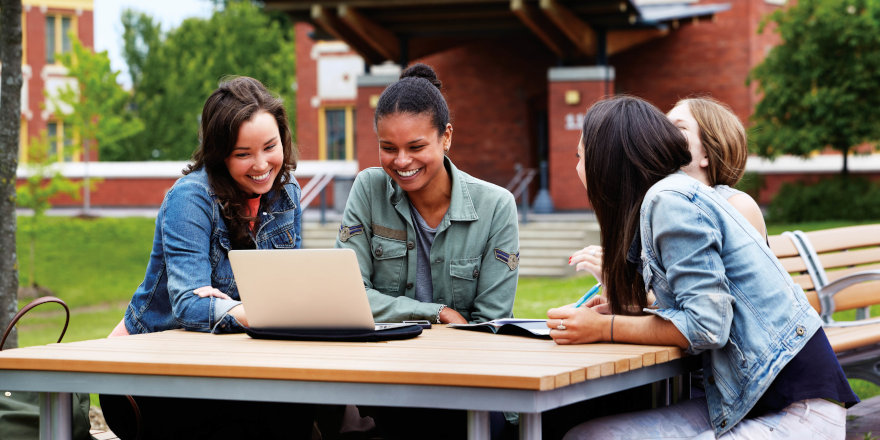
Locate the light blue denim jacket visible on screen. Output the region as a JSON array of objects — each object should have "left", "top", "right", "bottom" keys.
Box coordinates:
[
  {"left": 124, "top": 167, "right": 302, "bottom": 334},
  {"left": 638, "top": 172, "right": 821, "bottom": 436}
]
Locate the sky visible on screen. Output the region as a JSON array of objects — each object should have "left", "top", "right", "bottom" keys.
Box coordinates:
[{"left": 93, "top": 0, "right": 213, "bottom": 88}]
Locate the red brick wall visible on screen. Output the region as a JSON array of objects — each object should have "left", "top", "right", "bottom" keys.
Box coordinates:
[
  {"left": 418, "top": 37, "right": 553, "bottom": 187},
  {"left": 24, "top": 6, "right": 45, "bottom": 143},
  {"left": 612, "top": 0, "right": 769, "bottom": 122},
  {"left": 354, "top": 84, "right": 382, "bottom": 170},
  {"left": 295, "top": 23, "right": 319, "bottom": 160},
  {"left": 23, "top": 6, "right": 95, "bottom": 154},
  {"left": 16, "top": 175, "right": 324, "bottom": 208},
  {"left": 547, "top": 77, "right": 613, "bottom": 211}
]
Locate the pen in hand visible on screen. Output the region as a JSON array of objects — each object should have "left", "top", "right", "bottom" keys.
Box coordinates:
[{"left": 573, "top": 283, "right": 602, "bottom": 308}]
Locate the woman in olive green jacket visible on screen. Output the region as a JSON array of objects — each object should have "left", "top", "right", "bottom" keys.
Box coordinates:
[
  {"left": 334, "top": 62, "right": 520, "bottom": 440},
  {"left": 336, "top": 63, "right": 520, "bottom": 326}
]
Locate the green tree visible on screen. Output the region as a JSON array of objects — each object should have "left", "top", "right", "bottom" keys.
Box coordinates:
[
  {"left": 15, "top": 133, "right": 81, "bottom": 291},
  {"left": 124, "top": 1, "right": 296, "bottom": 160},
  {"left": 50, "top": 36, "right": 144, "bottom": 213},
  {"left": 0, "top": 0, "right": 23, "bottom": 349},
  {"left": 748, "top": 0, "right": 880, "bottom": 174},
  {"left": 120, "top": 8, "right": 161, "bottom": 95}
]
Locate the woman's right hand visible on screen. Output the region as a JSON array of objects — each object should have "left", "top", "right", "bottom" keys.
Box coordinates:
[
  {"left": 439, "top": 306, "right": 467, "bottom": 324},
  {"left": 546, "top": 305, "right": 610, "bottom": 345},
  {"left": 569, "top": 245, "right": 603, "bottom": 283}
]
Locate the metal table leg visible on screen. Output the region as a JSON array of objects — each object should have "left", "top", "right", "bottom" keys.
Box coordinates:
[
  {"left": 39, "top": 392, "right": 72, "bottom": 440},
  {"left": 467, "top": 410, "right": 490, "bottom": 439},
  {"left": 520, "top": 412, "right": 542, "bottom": 440}
]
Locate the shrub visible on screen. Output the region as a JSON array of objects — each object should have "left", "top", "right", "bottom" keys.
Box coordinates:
[{"left": 768, "top": 176, "right": 880, "bottom": 222}]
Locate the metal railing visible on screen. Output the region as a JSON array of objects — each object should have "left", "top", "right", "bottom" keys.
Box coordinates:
[
  {"left": 300, "top": 173, "right": 335, "bottom": 224},
  {"left": 505, "top": 164, "right": 537, "bottom": 223}
]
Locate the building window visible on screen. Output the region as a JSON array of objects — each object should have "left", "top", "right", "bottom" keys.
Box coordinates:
[
  {"left": 47, "top": 121, "right": 75, "bottom": 162},
  {"left": 319, "top": 107, "right": 355, "bottom": 160},
  {"left": 46, "top": 14, "right": 74, "bottom": 65}
]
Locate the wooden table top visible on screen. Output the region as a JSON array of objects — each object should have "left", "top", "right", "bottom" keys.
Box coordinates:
[{"left": 0, "top": 326, "right": 683, "bottom": 392}]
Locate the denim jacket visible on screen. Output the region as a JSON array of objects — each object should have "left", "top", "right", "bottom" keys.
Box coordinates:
[
  {"left": 335, "top": 158, "right": 519, "bottom": 323},
  {"left": 124, "top": 167, "right": 302, "bottom": 334},
  {"left": 638, "top": 172, "right": 821, "bottom": 436}
]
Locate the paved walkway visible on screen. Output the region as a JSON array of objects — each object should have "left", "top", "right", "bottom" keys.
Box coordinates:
[{"left": 848, "top": 395, "right": 880, "bottom": 439}]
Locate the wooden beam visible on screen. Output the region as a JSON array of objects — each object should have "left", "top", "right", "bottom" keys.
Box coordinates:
[
  {"left": 539, "top": 0, "right": 596, "bottom": 57},
  {"left": 338, "top": 5, "right": 401, "bottom": 62},
  {"left": 311, "top": 5, "right": 385, "bottom": 64},
  {"left": 510, "top": 0, "right": 573, "bottom": 58},
  {"left": 607, "top": 28, "right": 668, "bottom": 55}
]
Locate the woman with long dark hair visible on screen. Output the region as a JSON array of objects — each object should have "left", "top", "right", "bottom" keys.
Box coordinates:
[
  {"left": 549, "top": 96, "right": 856, "bottom": 438},
  {"left": 102, "top": 76, "right": 313, "bottom": 439}
]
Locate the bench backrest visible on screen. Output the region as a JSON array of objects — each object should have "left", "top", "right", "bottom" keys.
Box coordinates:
[
  {"left": 768, "top": 233, "right": 822, "bottom": 313},
  {"left": 797, "top": 224, "right": 880, "bottom": 313},
  {"left": 769, "top": 224, "right": 880, "bottom": 317}
]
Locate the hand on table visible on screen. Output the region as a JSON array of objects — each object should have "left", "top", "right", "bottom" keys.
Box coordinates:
[
  {"left": 569, "top": 245, "right": 603, "bottom": 283},
  {"left": 546, "top": 304, "right": 610, "bottom": 345},
  {"left": 439, "top": 307, "right": 467, "bottom": 324}
]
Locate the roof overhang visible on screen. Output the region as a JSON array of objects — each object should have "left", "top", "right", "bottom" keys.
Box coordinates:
[{"left": 264, "top": 0, "right": 730, "bottom": 65}]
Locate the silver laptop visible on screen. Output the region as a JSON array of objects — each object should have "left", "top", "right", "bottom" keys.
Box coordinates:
[{"left": 229, "top": 248, "right": 405, "bottom": 331}]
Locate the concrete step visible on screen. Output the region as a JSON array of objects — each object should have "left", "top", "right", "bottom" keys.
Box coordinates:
[{"left": 300, "top": 219, "right": 601, "bottom": 277}]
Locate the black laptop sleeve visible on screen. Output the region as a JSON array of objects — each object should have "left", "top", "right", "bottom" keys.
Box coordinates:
[{"left": 245, "top": 324, "right": 423, "bottom": 342}]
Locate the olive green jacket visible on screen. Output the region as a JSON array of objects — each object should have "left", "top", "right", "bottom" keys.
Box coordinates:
[{"left": 335, "top": 158, "right": 519, "bottom": 323}]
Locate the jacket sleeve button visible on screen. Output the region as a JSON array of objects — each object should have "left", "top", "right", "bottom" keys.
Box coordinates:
[
  {"left": 720, "top": 420, "right": 727, "bottom": 428},
  {"left": 796, "top": 325, "right": 805, "bottom": 336}
]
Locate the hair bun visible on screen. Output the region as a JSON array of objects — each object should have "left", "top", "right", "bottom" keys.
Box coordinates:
[{"left": 401, "top": 63, "right": 442, "bottom": 90}]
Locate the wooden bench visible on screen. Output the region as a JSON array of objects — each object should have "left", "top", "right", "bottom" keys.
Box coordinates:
[{"left": 769, "top": 224, "right": 880, "bottom": 386}]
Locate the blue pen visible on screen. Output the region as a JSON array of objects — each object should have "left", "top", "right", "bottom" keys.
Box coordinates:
[{"left": 573, "top": 283, "right": 602, "bottom": 308}]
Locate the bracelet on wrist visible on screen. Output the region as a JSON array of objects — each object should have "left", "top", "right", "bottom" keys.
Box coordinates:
[
  {"left": 436, "top": 305, "right": 447, "bottom": 324},
  {"left": 610, "top": 314, "right": 616, "bottom": 343}
]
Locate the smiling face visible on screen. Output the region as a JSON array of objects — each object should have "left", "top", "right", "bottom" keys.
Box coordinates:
[
  {"left": 376, "top": 112, "right": 452, "bottom": 198},
  {"left": 667, "top": 102, "right": 710, "bottom": 185},
  {"left": 224, "top": 111, "right": 284, "bottom": 196}
]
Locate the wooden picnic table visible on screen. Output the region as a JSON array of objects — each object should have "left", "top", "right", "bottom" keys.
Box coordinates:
[{"left": 0, "top": 325, "right": 693, "bottom": 440}]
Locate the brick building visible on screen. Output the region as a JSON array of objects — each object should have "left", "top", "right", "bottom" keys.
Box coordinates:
[
  {"left": 267, "top": 0, "right": 786, "bottom": 210},
  {"left": 12, "top": 0, "right": 95, "bottom": 163}
]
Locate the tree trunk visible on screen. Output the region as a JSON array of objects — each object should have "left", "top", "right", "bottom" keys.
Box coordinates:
[
  {"left": 0, "top": 0, "right": 23, "bottom": 349},
  {"left": 841, "top": 146, "right": 850, "bottom": 177}
]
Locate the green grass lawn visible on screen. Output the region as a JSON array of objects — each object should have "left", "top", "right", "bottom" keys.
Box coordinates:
[{"left": 10, "top": 215, "right": 880, "bottom": 401}]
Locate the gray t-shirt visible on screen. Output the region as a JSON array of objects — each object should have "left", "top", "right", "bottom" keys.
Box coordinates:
[{"left": 410, "top": 203, "right": 440, "bottom": 303}]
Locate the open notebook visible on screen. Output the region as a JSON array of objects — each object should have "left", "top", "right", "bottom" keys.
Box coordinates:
[
  {"left": 228, "top": 248, "right": 421, "bottom": 341},
  {"left": 448, "top": 318, "right": 550, "bottom": 338}
]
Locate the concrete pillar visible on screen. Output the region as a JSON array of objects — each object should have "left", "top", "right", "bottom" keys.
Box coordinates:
[{"left": 547, "top": 66, "right": 614, "bottom": 210}]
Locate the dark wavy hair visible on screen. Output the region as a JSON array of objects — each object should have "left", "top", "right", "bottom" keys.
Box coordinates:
[
  {"left": 184, "top": 76, "right": 297, "bottom": 248},
  {"left": 580, "top": 96, "right": 690, "bottom": 314},
  {"left": 374, "top": 63, "right": 449, "bottom": 135}
]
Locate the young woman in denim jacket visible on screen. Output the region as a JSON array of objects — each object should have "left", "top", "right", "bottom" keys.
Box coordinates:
[
  {"left": 570, "top": 97, "right": 766, "bottom": 284},
  {"left": 101, "top": 77, "right": 313, "bottom": 439},
  {"left": 112, "top": 76, "right": 302, "bottom": 336},
  {"left": 547, "top": 96, "right": 856, "bottom": 438},
  {"left": 335, "top": 64, "right": 519, "bottom": 439}
]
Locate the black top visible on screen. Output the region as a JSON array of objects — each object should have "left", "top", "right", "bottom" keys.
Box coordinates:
[{"left": 748, "top": 328, "right": 859, "bottom": 417}]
